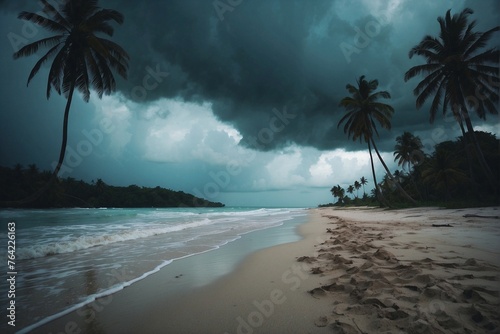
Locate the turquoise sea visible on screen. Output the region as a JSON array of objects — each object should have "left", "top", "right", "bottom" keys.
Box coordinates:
[{"left": 0, "top": 207, "right": 307, "bottom": 333}]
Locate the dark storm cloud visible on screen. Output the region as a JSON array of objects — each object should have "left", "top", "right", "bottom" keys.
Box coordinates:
[{"left": 2, "top": 0, "right": 499, "bottom": 153}]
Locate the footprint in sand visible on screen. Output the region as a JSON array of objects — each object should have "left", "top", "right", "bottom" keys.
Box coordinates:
[
  {"left": 314, "top": 315, "right": 329, "bottom": 327},
  {"left": 329, "top": 320, "right": 358, "bottom": 334}
]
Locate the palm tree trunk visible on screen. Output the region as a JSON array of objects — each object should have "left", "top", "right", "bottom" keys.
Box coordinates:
[
  {"left": 367, "top": 139, "right": 387, "bottom": 207},
  {"left": 52, "top": 81, "right": 76, "bottom": 177},
  {"left": 370, "top": 138, "right": 417, "bottom": 205},
  {"left": 0, "top": 81, "right": 76, "bottom": 207}
]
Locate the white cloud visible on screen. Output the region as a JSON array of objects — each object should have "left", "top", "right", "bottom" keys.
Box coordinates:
[
  {"left": 140, "top": 99, "right": 245, "bottom": 164},
  {"left": 309, "top": 149, "right": 372, "bottom": 188},
  {"left": 91, "top": 95, "right": 401, "bottom": 195},
  {"left": 261, "top": 146, "right": 306, "bottom": 190},
  {"left": 91, "top": 94, "right": 133, "bottom": 158}
]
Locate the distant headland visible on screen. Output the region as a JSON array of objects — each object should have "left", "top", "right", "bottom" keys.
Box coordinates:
[{"left": 0, "top": 164, "right": 224, "bottom": 209}]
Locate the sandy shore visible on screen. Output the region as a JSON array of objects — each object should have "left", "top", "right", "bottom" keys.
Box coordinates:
[{"left": 33, "top": 206, "right": 500, "bottom": 333}]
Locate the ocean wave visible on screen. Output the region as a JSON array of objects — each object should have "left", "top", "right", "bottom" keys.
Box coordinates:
[{"left": 16, "top": 218, "right": 213, "bottom": 260}]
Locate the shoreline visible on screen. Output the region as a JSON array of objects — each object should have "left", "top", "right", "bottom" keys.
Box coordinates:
[
  {"left": 23, "top": 210, "right": 309, "bottom": 334},
  {"left": 31, "top": 206, "right": 500, "bottom": 333}
]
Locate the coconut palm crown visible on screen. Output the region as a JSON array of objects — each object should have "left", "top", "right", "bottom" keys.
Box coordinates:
[
  {"left": 404, "top": 8, "right": 499, "bottom": 186},
  {"left": 394, "top": 131, "right": 424, "bottom": 172},
  {"left": 338, "top": 75, "right": 394, "bottom": 142},
  {"left": 13, "top": 0, "right": 129, "bottom": 179},
  {"left": 404, "top": 8, "right": 499, "bottom": 123},
  {"left": 14, "top": 0, "right": 129, "bottom": 101},
  {"left": 338, "top": 75, "right": 394, "bottom": 205}
]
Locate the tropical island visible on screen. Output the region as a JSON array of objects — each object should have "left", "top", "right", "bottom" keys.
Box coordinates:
[{"left": 0, "top": 164, "right": 224, "bottom": 208}]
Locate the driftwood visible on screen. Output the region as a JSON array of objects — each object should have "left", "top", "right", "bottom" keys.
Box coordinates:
[
  {"left": 463, "top": 214, "right": 500, "bottom": 219},
  {"left": 432, "top": 224, "right": 453, "bottom": 227}
]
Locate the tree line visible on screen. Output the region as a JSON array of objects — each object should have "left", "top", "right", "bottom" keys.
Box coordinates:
[
  {"left": 0, "top": 164, "right": 224, "bottom": 208},
  {"left": 326, "top": 8, "right": 499, "bottom": 208},
  {"left": 325, "top": 131, "right": 499, "bottom": 207}
]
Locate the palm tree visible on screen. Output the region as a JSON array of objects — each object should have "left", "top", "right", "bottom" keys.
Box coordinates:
[
  {"left": 404, "top": 8, "right": 499, "bottom": 186},
  {"left": 394, "top": 131, "right": 424, "bottom": 198},
  {"left": 338, "top": 76, "right": 416, "bottom": 205},
  {"left": 330, "top": 185, "right": 345, "bottom": 204},
  {"left": 353, "top": 180, "right": 361, "bottom": 198},
  {"left": 12, "top": 0, "right": 129, "bottom": 202},
  {"left": 360, "top": 176, "right": 368, "bottom": 197},
  {"left": 347, "top": 185, "right": 355, "bottom": 198},
  {"left": 337, "top": 186, "right": 345, "bottom": 204},
  {"left": 394, "top": 132, "right": 424, "bottom": 172},
  {"left": 330, "top": 185, "right": 339, "bottom": 203}
]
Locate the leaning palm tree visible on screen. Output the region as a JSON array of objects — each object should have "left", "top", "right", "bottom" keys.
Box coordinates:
[
  {"left": 11, "top": 0, "right": 129, "bottom": 203},
  {"left": 404, "top": 8, "right": 499, "bottom": 186},
  {"left": 338, "top": 76, "right": 416, "bottom": 205}
]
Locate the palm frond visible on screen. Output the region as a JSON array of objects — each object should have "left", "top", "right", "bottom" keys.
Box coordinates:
[
  {"left": 40, "top": 0, "right": 70, "bottom": 29},
  {"left": 26, "top": 43, "right": 63, "bottom": 85},
  {"left": 13, "top": 35, "right": 65, "bottom": 59},
  {"left": 17, "top": 11, "right": 68, "bottom": 33},
  {"left": 415, "top": 74, "right": 443, "bottom": 109},
  {"left": 404, "top": 63, "right": 441, "bottom": 82},
  {"left": 46, "top": 47, "right": 68, "bottom": 98},
  {"left": 88, "top": 9, "right": 124, "bottom": 26},
  {"left": 464, "top": 26, "right": 500, "bottom": 60},
  {"left": 412, "top": 67, "right": 443, "bottom": 95},
  {"left": 468, "top": 49, "right": 500, "bottom": 65}
]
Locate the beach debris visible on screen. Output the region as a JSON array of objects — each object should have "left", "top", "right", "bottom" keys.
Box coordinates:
[
  {"left": 462, "top": 214, "right": 500, "bottom": 219},
  {"left": 431, "top": 224, "right": 453, "bottom": 227}
]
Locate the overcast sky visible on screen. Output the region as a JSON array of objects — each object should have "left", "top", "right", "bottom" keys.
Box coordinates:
[{"left": 0, "top": 0, "right": 499, "bottom": 207}]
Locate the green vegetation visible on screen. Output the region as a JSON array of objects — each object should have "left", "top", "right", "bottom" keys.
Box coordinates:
[
  {"left": 12, "top": 0, "right": 129, "bottom": 204},
  {"left": 405, "top": 8, "right": 499, "bottom": 188},
  {"left": 323, "top": 131, "right": 499, "bottom": 209},
  {"left": 0, "top": 165, "right": 224, "bottom": 208},
  {"left": 324, "top": 8, "right": 499, "bottom": 210}
]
